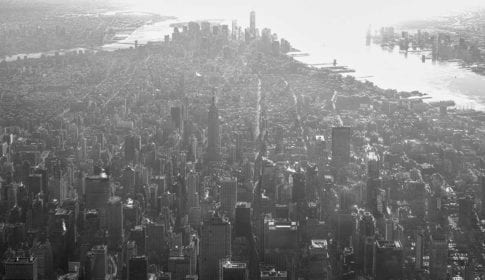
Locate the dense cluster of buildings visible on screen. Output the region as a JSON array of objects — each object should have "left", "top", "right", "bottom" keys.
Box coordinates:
[{"left": 1, "top": 7, "right": 485, "bottom": 280}]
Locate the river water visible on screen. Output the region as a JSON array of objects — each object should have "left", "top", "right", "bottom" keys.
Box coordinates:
[{"left": 4, "top": 0, "right": 485, "bottom": 110}]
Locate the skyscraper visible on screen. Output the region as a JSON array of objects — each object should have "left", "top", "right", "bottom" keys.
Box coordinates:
[
  {"left": 106, "top": 196, "right": 123, "bottom": 249},
  {"left": 4, "top": 257, "right": 38, "bottom": 280},
  {"left": 250, "top": 11, "right": 256, "bottom": 37},
  {"left": 331, "top": 127, "right": 351, "bottom": 169},
  {"left": 373, "top": 240, "right": 403, "bottom": 280},
  {"left": 84, "top": 174, "right": 110, "bottom": 211},
  {"left": 128, "top": 256, "right": 148, "bottom": 280},
  {"left": 206, "top": 96, "right": 220, "bottom": 162},
  {"left": 220, "top": 177, "right": 237, "bottom": 220},
  {"left": 430, "top": 232, "right": 448, "bottom": 280},
  {"left": 199, "top": 215, "right": 231, "bottom": 280},
  {"left": 90, "top": 245, "right": 107, "bottom": 280}
]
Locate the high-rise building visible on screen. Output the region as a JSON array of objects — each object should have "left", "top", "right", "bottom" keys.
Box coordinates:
[
  {"left": 85, "top": 174, "right": 110, "bottom": 210},
  {"left": 291, "top": 172, "right": 305, "bottom": 203},
  {"left": 219, "top": 259, "right": 248, "bottom": 280},
  {"left": 459, "top": 195, "right": 474, "bottom": 229},
  {"left": 4, "top": 257, "right": 38, "bottom": 280},
  {"left": 235, "top": 202, "right": 251, "bottom": 237},
  {"left": 171, "top": 106, "right": 184, "bottom": 131},
  {"left": 481, "top": 176, "right": 485, "bottom": 218},
  {"left": 415, "top": 228, "right": 424, "bottom": 270},
  {"left": 27, "top": 174, "right": 43, "bottom": 196},
  {"left": 168, "top": 256, "right": 190, "bottom": 280},
  {"left": 373, "top": 240, "right": 403, "bottom": 280},
  {"left": 106, "top": 196, "right": 123, "bottom": 249},
  {"left": 85, "top": 174, "right": 110, "bottom": 228},
  {"left": 249, "top": 11, "right": 256, "bottom": 37},
  {"left": 206, "top": 96, "right": 220, "bottom": 162},
  {"left": 31, "top": 240, "right": 53, "bottom": 280},
  {"left": 199, "top": 215, "right": 231, "bottom": 280},
  {"left": 220, "top": 177, "right": 237, "bottom": 220},
  {"left": 90, "top": 245, "right": 107, "bottom": 280},
  {"left": 130, "top": 225, "right": 147, "bottom": 256},
  {"left": 430, "top": 232, "right": 448, "bottom": 280},
  {"left": 128, "top": 256, "right": 148, "bottom": 280},
  {"left": 331, "top": 127, "right": 351, "bottom": 169}
]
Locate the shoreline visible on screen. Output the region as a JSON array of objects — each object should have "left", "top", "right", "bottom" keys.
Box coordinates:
[{"left": 2, "top": 12, "right": 485, "bottom": 113}]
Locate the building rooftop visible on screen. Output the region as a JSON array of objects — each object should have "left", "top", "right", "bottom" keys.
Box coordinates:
[
  {"left": 4, "top": 257, "right": 36, "bottom": 264},
  {"left": 375, "top": 240, "right": 402, "bottom": 249},
  {"left": 221, "top": 260, "right": 247, "bottom": 269}
]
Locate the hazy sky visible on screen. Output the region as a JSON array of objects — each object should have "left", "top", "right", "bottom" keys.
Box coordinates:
[{"left": 125, "top": 0, "right": 484, "bottom": 23}]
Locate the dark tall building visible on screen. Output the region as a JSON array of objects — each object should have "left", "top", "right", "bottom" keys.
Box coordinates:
[
  {"left": 458, "top": 195, "right": 474, "bottom": 229},
  {"left": 171, "top": 106, "right": 183, "bottom": 131},
  {"left": 373, "top": 240, "right": 403, "bottom": 280},
  {"left": 206, "top": 96, "right": 220, "bottom": 162},
  {"left": 430, "top": 232, "right": 447, "bottom": 280},
  {"left": 331, "top": 127, "right": 351, "bottom": 169},
  {"left": 291, "top": 172, "right": 305, "bottom": 203},
  {"left": 220, "top": 177, "right": 237, "bottom": 220},
  {"left": 89, "top": 245, "right": 107, "bottom": 280},
  {"left": 128, "top": 256, "right": 148, "bottom": 280},
  {"left": 235, "top": 202, "right": 251, "bottom": 237},
  {"left": 199, "top": 215, "right": 231, "bottom": 280},
  {"left": 85, "top": 174, "right": 110, "bottom": 228},
  {"left": 4, "top": 257, "right": 38, "bottom": 280},
  {"left": 27, "top": 174, "right": 43, "bottom": 196},
  {"left": 481, "top": 176, "right": 485, "bottom": 218},
  {"left": 106, "top": 196, "right": 123, "bottom": 249}
]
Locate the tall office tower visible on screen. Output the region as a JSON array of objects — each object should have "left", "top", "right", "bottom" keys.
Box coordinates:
[
  {"left": 357, "top": 212, "right": 375, "bottom": 276},
  {"left": 199, "top": 215, "right": 232, "bottom": 280},
  {"left": 373, "top": 240, "right": 403, "bottom": 280},
  {"left": 331, "top": 127, "right": 351, "bottom": 169},
  {"left": 85, "top": 174, "right": 110, "bottom": 227},
  {"left": 231, "top": 20, "right": 238, "bottom": 39},
  {"left": 31, "top": 240, "right": 53, "bottom": 280},
  {"left": 366, "top": 177, "right": 381, "bottom": 217},
  {"left": 367, "top": 152, "right": 380, "bottom": 179},
  {"left": 263, "top": 219, "right": 298, "bottom": 279},
  {"left": 250, "top": 11, "right": 256, "bottom": 37},
  {"left": 27, "top": 174, "right": 43, "bottom": 196},
  {"left": 206, "top": 96, "right": 220, "bottom": 162},
  {"left": 291, "top": 172, "right": 305, "bottom": 203},
  {"left": 459, "top": 195, "right": 474, "bottom": 229},
  {"left": 415, "top": 228, "right": 424, "bottom": 270},
  {"left": 235, "top": 202, "right": 251, "bottom": 237},
  {"left": 90, "top": 245, "right": 107, "bottom": 280},
  {"left": 146, "top": 222, "right": 166, "bottom": 264},
  {"left": 186, "top": 171, "right": 199, "bottom": 195},
  {"left": 219, "top": 260, "right": 248, "bottom": 280},
  {"left": 171, "top": 106, "right": 183, "bottom": 131},
  {"left": 34, "top": 167, "right": 49, "bottom": 197},
  {"left": 481, "top": 176, "right": 485, "bottom": 218},
  {"left": 4, "top": 257, "right": 38, "bottom": 280},
  {"left": 121, "top": 166, "right": 136, "bottom": 194},
  {"left": 307, "top": 240, "right": 331, "bottom": 280},
  {"left": 130, "top": 225, "right": 147, "bottom": 255},
  {"left": 220, "top": 177, "right": 237, "bottom": 220},
  {"left": 168, "top": 256, "right": 190, "bottom": 280},
  {"left": 430, "top": 232, "right": 448, "bottom": 280},
  {"left": 106, "top": 196, "right": 123, "bottom": 249},
  {"left": 128, "top": 256, "right": 148, "bottom": 280}
]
